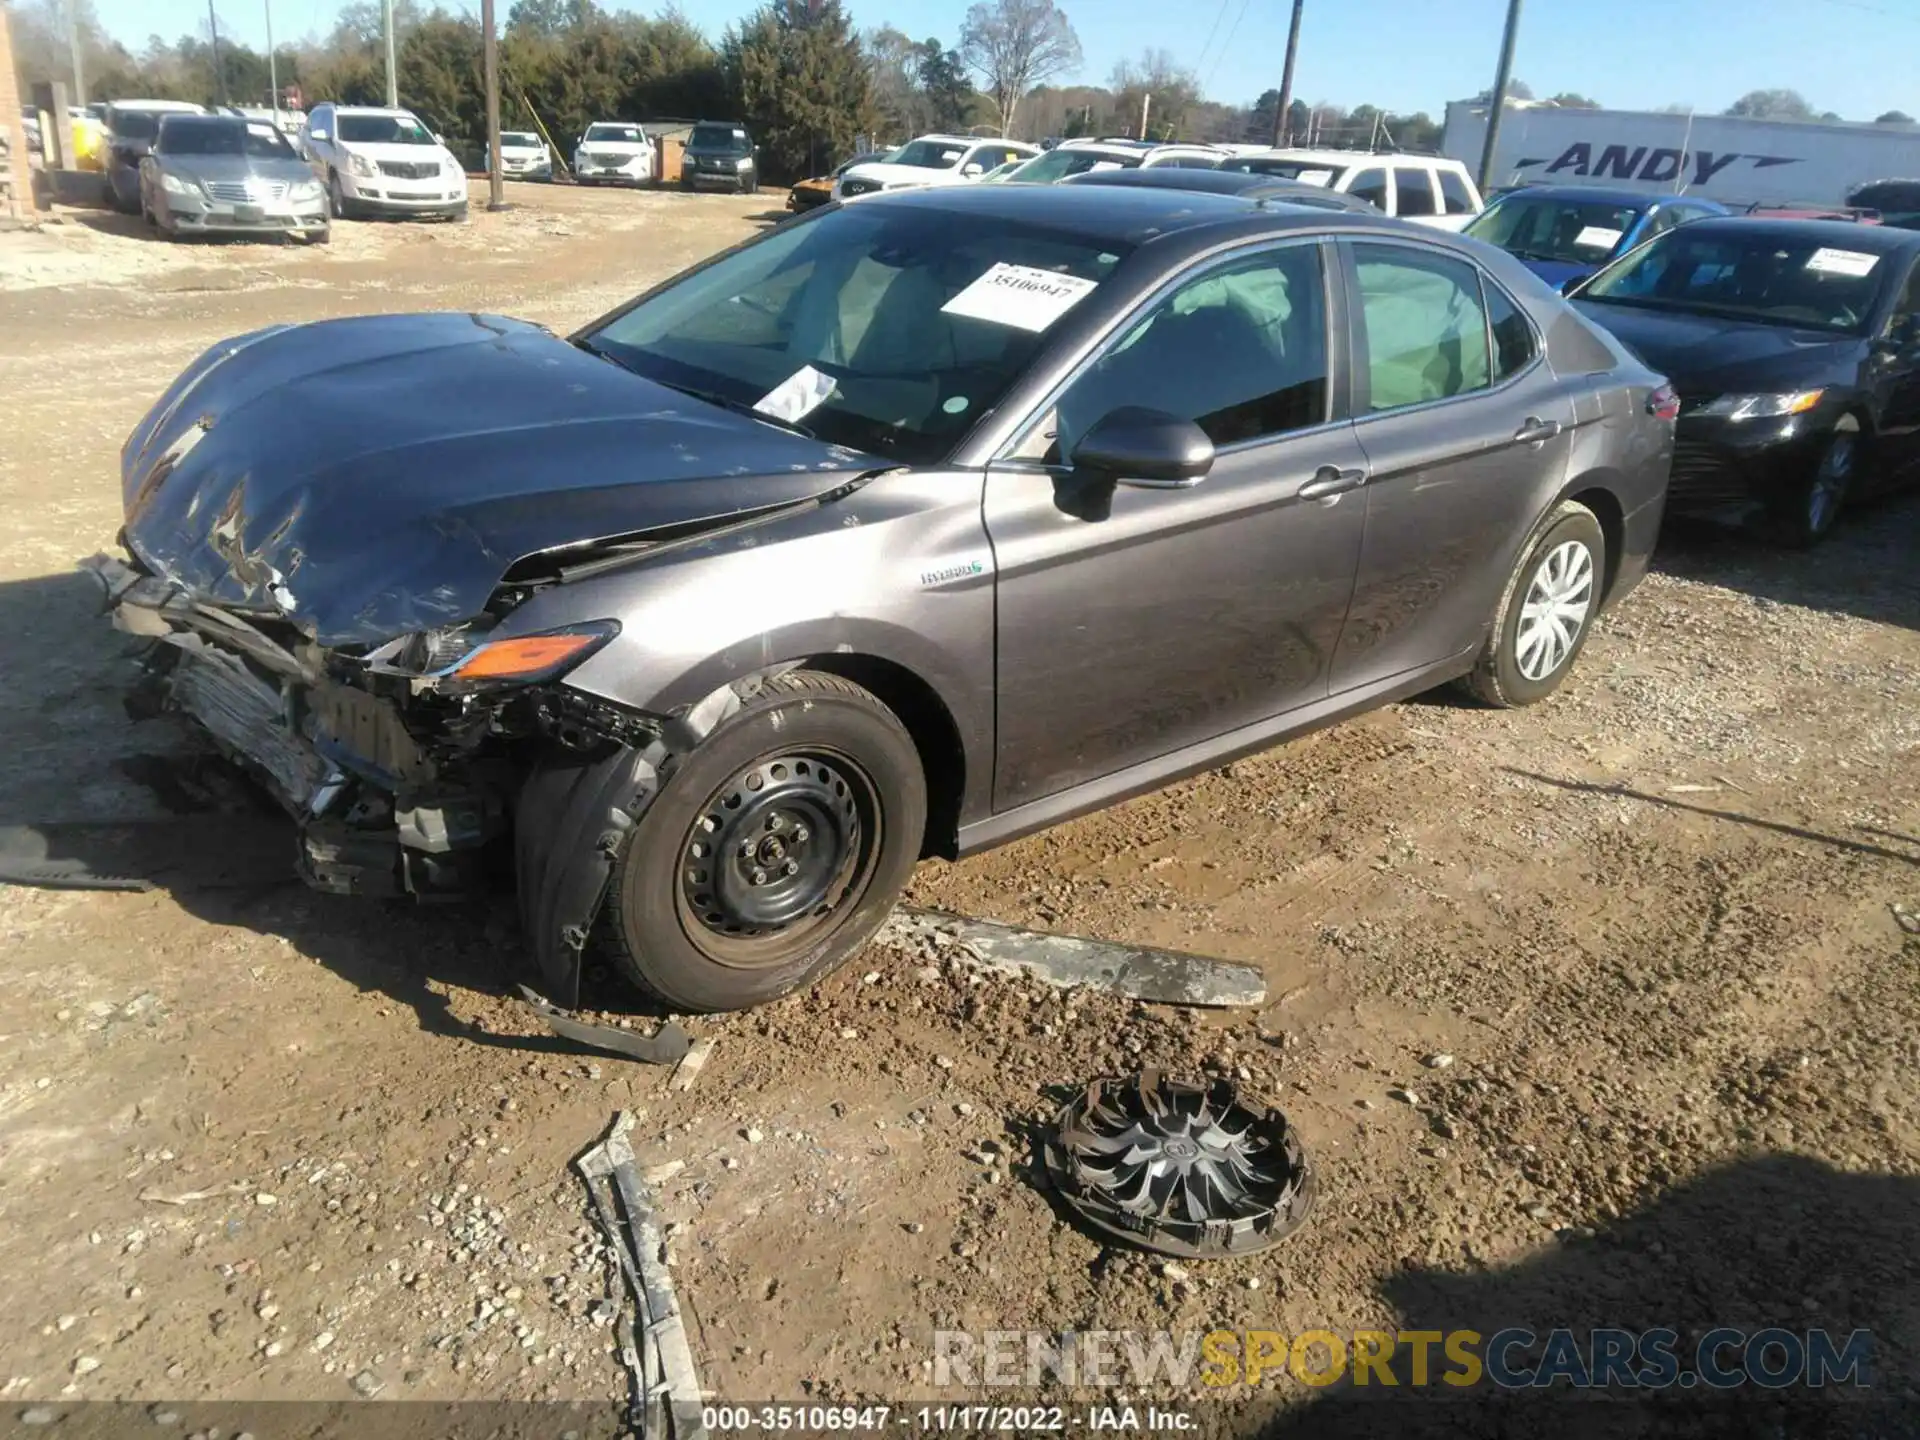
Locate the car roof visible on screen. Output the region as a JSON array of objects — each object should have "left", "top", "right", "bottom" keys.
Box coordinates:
[
  {"left": 334, "top": 105, "right": 421, "bottom": 117},
  {"left": 1685, "top": 215, "right": 1920, "bottom": 251},
  {"left": 855, "top": 180, "right": 1418, "bottom": 248},
  {"left": 1488, "top": 184, "right": 1673, "bottom": 208},
  {"left": 1247, "top": 147, "right": 1463, "bottom": 168},
  {"left": 1061, "top": 166, "right": 1377, "bottom": 208}
]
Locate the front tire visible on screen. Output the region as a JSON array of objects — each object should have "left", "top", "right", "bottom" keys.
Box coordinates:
[
  {"left": 326, "top": 171, "right": 348, "bottom": 220},
  {"left": 603, "top": 670, "right": 926, "bottom": 1012},
  {"left": 1462, "top": 500, "right": 1606, "bottom": 708},
  {"left": 1772, "top": 422, "right": 1859, "bottom": 548}
]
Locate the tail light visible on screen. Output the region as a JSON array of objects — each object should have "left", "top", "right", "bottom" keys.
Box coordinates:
[{"left": 1648, "top": 383, "right": 1681, "bottom": 421}]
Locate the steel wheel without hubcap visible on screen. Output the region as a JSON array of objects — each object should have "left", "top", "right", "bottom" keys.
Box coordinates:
[
  {"left": 1514, "top": 539, "right": 1594, "bottom": 682},
  {"left": 675, "top": 750, "right": 879, "bottom": 969}
]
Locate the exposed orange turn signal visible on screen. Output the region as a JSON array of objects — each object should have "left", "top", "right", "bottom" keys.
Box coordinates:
[{"left": 450, "top": 629, "right": 610, "bottom": 681}]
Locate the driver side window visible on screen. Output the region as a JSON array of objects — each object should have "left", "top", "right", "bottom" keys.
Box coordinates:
[{"left": 1035, "top": 243, "right": 1331, "bottom": 463}]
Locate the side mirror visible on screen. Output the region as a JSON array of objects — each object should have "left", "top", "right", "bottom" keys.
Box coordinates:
[
  {"left": 962, "top": 163, "right": 984, "bottom": 177},
  {"left": 1070, "top": 407, "right": 1215, "bottom": 488},
  {"left": 1559, "top": 274, "right": 1586, "bottom": 297},
  {"left": 308, "top": 128, "right": 329, "bottom": 142}
]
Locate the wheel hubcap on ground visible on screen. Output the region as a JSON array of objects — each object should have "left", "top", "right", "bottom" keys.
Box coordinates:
[
  {"left": 1808, "top": 434, "right": 1854, "bottom": 535},
  {"left": 1515, "top": 539, "right": 1594, "bottom": 682},
  {"left": 677, "top": 752, "right": 876, "bottom": 966}
]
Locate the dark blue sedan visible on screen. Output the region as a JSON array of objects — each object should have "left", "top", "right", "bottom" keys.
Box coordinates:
[{"left": 1465, "top": 185, "right": 1729, "bottom": 289}]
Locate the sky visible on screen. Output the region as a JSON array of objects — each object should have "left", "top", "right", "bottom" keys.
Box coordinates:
[{"left": 91, "top": 0, "right": 1920, "bottom": 122}]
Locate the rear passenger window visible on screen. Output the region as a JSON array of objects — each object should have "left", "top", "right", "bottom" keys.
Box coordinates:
[
  {"left": 1395, "top": 167, "right": 1437, "bottom": 216},
  {"left": 1346, "top": 168, "right": 1389, "bottom": 210},
  {"left": 1486, "top": 279, "right": 1537, "bottom": 379},
  {"left": 1353, "top": 244, "right": 1491, "bottom": 410},
  {"left": 1438, "top": 170, "right": 1477, "bottom": 214}
]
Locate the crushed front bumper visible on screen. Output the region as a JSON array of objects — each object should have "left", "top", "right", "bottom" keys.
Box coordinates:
[{"left": 85, "top": 553, "right": 497, "bottom": 901}]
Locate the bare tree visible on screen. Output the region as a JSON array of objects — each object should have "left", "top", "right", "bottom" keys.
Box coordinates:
[{"left": 957, "top": 0, "right": 1081, "bottom": 137}]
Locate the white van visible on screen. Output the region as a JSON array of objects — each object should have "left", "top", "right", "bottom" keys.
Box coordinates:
[{"left": 1219, "top": 149, "right": 1484, "bottom": 229}]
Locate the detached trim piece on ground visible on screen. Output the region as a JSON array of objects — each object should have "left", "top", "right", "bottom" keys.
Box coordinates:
[{"left": 576, "top": 1113, "right": 708, "bottom": 1440}]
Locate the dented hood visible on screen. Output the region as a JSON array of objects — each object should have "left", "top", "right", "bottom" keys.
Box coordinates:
[{"left": 119, "top": 312, "right": 875, "bottom": 646}]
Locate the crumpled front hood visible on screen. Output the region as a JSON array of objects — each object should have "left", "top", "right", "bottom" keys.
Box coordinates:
[{"left": 120, "top": 312, "right": 876, "bottom": 647}]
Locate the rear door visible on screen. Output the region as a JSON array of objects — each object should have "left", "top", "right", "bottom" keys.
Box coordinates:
[{"left": 1329, "top": 237, "right": 1580, "bottom": 691}]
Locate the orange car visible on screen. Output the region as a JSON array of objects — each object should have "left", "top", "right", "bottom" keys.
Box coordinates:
[{"left": 787, "top": 151, "right": 890, "bottom": 211}]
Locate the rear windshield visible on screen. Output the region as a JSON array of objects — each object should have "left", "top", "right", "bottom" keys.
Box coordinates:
[
  {"left": 1465, "top": 193, "right": 1644, "bottom": 265},
  {"left": 1009, "top": 148, "right": 1140, "bottom": 182},
  {"left": 110, "top": 111, "right": 161, "bottom": 140},
  {"left": 689, "top": 124, "right": 750, "bottom": 151},
  {"left": 1582, "top": 229, "right": 1891, "bottom": 333},
  {"left": 157, "top": 117, "right": 295, "bottom": 158},
  {"left": 1220, "top": 156, "right": 1343, "bottom": 187},
  {"left": 338, "top": 113, "right": 434, "bottom": 144}
]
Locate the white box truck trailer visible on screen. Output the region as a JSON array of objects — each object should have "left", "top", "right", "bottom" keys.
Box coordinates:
[{"left": 1442, "top": 100, "right": 1920, "bottom": 209}]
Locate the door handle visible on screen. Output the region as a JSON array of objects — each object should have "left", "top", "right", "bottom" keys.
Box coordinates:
[
  {"left": 1514, "top": 416, "right": 1564, "bottom": 446},
  {"left": 1298, "top": 465, "right": 1368, "bottom": 501}
]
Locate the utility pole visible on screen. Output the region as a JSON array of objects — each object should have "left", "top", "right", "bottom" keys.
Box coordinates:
[
  {"left": 1272, "top": 0, "right": 1302, "bottom": 147},
  {"left": 1476, "top": 0, "right": 1523, "bottom": 197},
  {"left": 1139, "top": 92, "right": 1151, "bottom": 141},
  {"left": 208, "top": 1, "right": 227, "bottom": 107},
  {"left": 383, "top": 0, "right": 398, "bottom": 108},
  {"left": 65, "top": 0, "right": 86, "bottom": 106},
  {"left": 265, "top": 0, "right": 278, "bottom": 122},
  {"left": 482, "top": 0, "right": 504, "bottom": 210}
]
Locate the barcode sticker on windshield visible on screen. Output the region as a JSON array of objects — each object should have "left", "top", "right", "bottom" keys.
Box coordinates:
[
  {"left": 1805, "top": 247, "right": 1878, "bottom": 278},
  {"left": 1574, "top": 225, "right": 1623, "bottom": 250},
  {"left": 754, "top": 364, "right": 837, "bottom": 423},
  {"left": 247, "top": 122, "right": 277, "bottom": 137},
  {"left": 1089, "top": 161, "right": 1125, "bottom": 172},
  {"left": 942, "top": 263, "right": 1100, "bottom": 332},
  {"left": 1297, "top": 169, "right": 1334, "bottom": 187}
]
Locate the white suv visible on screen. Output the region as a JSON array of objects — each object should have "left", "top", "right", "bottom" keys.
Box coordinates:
[
  {"left": 834, "top": 135, "right": 1038, "bottom": 200},
  {"left": 1219, "top": 149, "right": 1483, "bottom": 229},
  {"left": 302, "top": 104, "right": 468, "bottom": 221},
  {"left": 1002, "top": 137, "right": 1230, "bottom": 183}
]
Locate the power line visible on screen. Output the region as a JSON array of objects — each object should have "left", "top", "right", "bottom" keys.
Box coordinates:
[
  {"left": 1189, "top": 0, "right": 1233, "bottom": 83},
  {"left": 1199, "top": 0, "right": 1251, "bottom": 94}
]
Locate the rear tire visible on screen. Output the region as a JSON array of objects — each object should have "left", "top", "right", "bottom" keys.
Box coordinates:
[
  {"left": 1461, "top": 500, "right": 1606, "bottom": 708},
  {"left": 603, "top": 670, "right": 926, "bottom": 1013}
]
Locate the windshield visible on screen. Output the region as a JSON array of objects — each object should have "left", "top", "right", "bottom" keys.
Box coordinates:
[
  {"left": 689, "top": 124, "right": 750, "bottom": 152},
  {"left": 582, "top": 204, "right": 1132, "bottom": 464},
  {"left": 1219, "top": 157, "right": 1343, "bottom": 186},
  {"left": 500, "top": 131, "right": 542, "bottom": 149},
  {"left": 585, "top": 124, "right": 644, "bottom": 144},
  {"left": 1466, "top": 194, "right": 1642, "bottom": 265},
  {"left": 1009, "top": 148, "right": 1139, "bottom": 183},
  {"left": 157, "top": 117, "right": 295, "bottom": 158},
  {"left": 1581, "top": 229, "right": 1889, "bottom": 333},
  {"left": 892, "top": 139, "right": 968, "bottom": 170},
  {"left": 110, "top": 111, "right": 161, "bottom": 141},
  {"left": 338, "top": 113, "right": 434, "bottom": 144}
]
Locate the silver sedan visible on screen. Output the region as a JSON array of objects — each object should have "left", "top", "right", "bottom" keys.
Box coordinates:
[{"left": 140, "top": 114, "right": 329, "bottom": 244}]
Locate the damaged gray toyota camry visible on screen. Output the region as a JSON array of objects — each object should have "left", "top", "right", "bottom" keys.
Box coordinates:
[{"left": 88, "top": 185, "right": 1675, "bottom": 1014}]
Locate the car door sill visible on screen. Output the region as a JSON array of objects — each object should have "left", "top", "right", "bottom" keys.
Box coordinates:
[{"left": 956, "top": 647, "right": 1476, "bottom": 858}]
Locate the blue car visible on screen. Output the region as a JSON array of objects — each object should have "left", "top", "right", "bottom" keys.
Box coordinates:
[{"left": 1464, "top": 185, "right": 1729, "bottom": 290}]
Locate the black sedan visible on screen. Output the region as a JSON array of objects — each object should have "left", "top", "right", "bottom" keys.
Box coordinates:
[{"left": 1571, "top": 217, "right": 1920, "bottom": 544}]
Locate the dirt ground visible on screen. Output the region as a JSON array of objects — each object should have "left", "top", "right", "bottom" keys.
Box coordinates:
[{"left": 1, "top": 180, "right": 1917, "bottom": 1435}]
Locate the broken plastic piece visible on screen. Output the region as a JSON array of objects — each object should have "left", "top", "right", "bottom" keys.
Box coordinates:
[
  {"left": 514, "top": 985, "right": 693, "bottom": 1066},
  {"left": 1044, "top": 1070, "right": 1314, "bottom": 1258}
]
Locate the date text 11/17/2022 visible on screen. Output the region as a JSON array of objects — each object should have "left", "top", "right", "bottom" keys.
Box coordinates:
[{"left": 701, "top": 1405, "right": 1195, "bottom": 1432}]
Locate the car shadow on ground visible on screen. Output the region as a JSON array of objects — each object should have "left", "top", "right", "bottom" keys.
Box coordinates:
[
  {"left": 1257, "top": 1153, "right": 1920, "bottom": 1439},
  {"left": 1648, "top": 492, "right": 1920, "bottom": 632}
]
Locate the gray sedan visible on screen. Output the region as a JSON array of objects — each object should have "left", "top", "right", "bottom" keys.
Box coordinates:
[{"left": 140, "top": 114, "right": 329, "bottom": 244}]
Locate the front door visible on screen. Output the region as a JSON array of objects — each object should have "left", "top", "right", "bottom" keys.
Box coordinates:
[
  {"left": 985, "top": 239, "right": 1370, "bottom": 811},
  {"left": 1867, "top": 255, "right": 1920, "bottom": 485},
  {"left": 1330, "top": 238, "right": 1581, "bottom": 691}
]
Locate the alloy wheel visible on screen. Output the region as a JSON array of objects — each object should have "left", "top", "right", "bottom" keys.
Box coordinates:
[
  {"left": 1807, "top": 432, "right": 1855, "bottom": 537},
  {"left": 1514, "top": 539, "right": 1594, "bottom": 682}
]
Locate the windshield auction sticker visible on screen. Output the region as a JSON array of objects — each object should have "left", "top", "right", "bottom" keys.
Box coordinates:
[
  {"left": 754, "top": 365, "right": 837, "bottom": 423},
  {"left": 1805, "top": 247, "right": 1879, "bottom": 278},
  {"left": 943, "top": 263, "right": 1100, "bottom": 332},
  {"left": 1574, "top": 225, "right": 1623, "bottom": 250}
]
